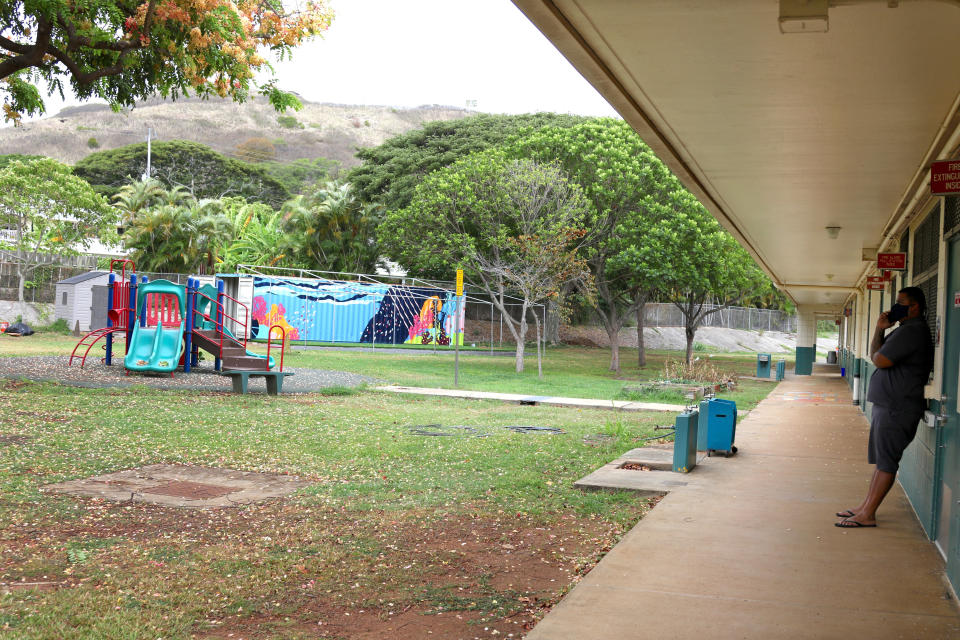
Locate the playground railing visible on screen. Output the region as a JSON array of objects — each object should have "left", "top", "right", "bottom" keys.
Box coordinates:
[
  {"left": 110, "top": 259, "right": 135, "bottom": 279},
  {"left": 193, "top": 289, "right": 249, "bottom": 355},
  {"left": 217, "top": 291, "right": 250, "bottom": 348},
  {"left": 266, "top": 325, "right": 286, "bottom": 372}
]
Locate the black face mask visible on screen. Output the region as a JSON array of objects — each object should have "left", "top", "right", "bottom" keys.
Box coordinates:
[{"left": 888, "top": 303, "right": 909, "bottom": 323}]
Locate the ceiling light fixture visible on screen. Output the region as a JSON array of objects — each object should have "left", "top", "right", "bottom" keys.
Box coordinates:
[
  {"left": 825, "top": 226, "right": 841, "bottom": 239},
  {"left": 779, "top": 0, "right": 829, "bottom": 34}
]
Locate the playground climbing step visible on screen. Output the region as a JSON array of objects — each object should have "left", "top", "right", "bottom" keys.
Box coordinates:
[{"left": 375, "top": 385, "right": 688, "bottom": 412}]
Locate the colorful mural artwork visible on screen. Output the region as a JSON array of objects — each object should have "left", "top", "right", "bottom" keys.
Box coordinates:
[{"left": 248, "top": 276, "right": 464, "bottom": 345}]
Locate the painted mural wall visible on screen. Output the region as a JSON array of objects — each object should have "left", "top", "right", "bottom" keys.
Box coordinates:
[{"left": 248, "top": 276, "right": 465, "bottom": 345}]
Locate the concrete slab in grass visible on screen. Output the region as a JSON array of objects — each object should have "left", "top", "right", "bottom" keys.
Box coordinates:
[
  {"left": 42, "top": 464, "right": 311, "bottom": 508},
  {"left": 574, "top": 446, "right": 693, "bottom": 495}
]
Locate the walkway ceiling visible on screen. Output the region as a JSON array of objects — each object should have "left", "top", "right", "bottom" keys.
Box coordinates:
[{"left": 512, "top": 0, "right": 960, "bottom": 309}]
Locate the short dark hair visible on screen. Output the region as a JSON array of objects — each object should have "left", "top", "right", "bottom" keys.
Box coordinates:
[{"left": 899, "top": 286, "right": 926, "bottom": 315}]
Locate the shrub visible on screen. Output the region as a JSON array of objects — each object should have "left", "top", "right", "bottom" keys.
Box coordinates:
[
  {"left": 663, "top": 358, "right": 736, "bottom": 384},
  {"left": 234, "top": 138, "right": 277, "bottom": 162},
  {"left": 277, "top": 115, "right": 304, "bottom": 129},
  {"left": 41, "top": 318, "right": 72, "bottom": 335},
  {"left": 87, "top": 137, "right": 100, "bottom": 149}
]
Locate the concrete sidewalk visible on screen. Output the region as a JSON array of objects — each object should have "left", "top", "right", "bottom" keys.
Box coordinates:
[
  {"left": 376, "top": 384, "right": 688, "bottom": 412},
  {"left": 528, "top": 366, "right": 960, "bottom": 639}
]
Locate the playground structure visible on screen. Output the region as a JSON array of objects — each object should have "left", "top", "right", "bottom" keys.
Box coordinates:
[{"left": 69, "top": 260, "right": 287, "bottom": 378}]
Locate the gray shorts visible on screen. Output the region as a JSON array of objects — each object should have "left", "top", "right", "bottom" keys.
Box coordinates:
[{"left": 868, "top": 404, "right": 922, "bottom": 473}]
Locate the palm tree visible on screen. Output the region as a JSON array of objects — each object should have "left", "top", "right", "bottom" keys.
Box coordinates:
[
  {"left": 112, "top": 178, "right": 165, "bottom": 226},
  {"left": 281, "top": 180, "right": 384, "bottom": 274},
  {"left": 221, "top": 202, "right": 286, "bottom": 270}
]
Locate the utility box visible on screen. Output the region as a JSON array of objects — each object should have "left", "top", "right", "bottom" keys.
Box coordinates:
[
  {"left": 672, "top": 409, "right": 699, "bottom": 473},
  {"left": 697, "top": 399, "right": 711, "bottom": 451},
  {"left": 776, "top": 359, "right": 786, "bottom": 381},
  {"left": 706, "top": 399, "right": 738, "bottom": 457},
  {"left": 756, "top": 353, "right": 771, "bottom": 378}
]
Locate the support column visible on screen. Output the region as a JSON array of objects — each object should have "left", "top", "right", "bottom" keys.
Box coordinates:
[{"left": 795, "top": 307, "right": 816, "bottom": 375}]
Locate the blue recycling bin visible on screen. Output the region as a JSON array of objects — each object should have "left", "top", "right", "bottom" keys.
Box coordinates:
[
  {"left": 706, "top": 398, "right": 737, "bottom": 457},
  {"left": 775, "top": 359, "right": 786, "bottom": 381},
  {"left": 672, "top": 409, "right": 699, "bottom": 473},
  {"left": 756, "top": 353, "right": 771, "bottom": 378}
]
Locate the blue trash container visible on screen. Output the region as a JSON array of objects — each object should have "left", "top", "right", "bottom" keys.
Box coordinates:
[
  {"left": 776, "top": 359, "right": 786, "bottom": 381},
  {"left": 706, "top": 398, "right": 737, "bottom": 457}
]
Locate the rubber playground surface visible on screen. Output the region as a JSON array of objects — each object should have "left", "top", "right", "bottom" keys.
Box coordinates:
[{"left": 0, "top": 356, "right": 379, "bottom": 394}]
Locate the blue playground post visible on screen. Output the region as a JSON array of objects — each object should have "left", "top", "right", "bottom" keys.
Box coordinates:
[
  {"left": 191, "top": 278, "right": 200, "bottom": 367},
  {"left": 215, "top": 279, "right": 225, "bottom": 372},
  {"left": 139, "top": 276, "right": 149, "bottom": 327},
  {"left": 127, "top": 274, "right": 137, "bottom": 346},
  {"left": 184, "top": 278, "right": 194, "bottom": 373},
  {"left": 105, "top": 272, "right": 115, "bottom": 365}
]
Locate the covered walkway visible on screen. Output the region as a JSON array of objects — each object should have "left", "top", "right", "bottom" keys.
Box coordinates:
[{"left": 529, "top": 366, "right": 960, "bottom": 639}]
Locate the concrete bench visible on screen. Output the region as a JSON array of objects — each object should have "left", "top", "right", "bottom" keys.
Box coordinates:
[{"left": 221, "top": 369, "right": 294, "bottom": 395}]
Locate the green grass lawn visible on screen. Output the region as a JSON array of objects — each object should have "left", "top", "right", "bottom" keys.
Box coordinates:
[
  {"left": 0, "top": 328, "right": 785, "bottom": 638},
  {"left": 284, "top": 344, "right": 786, "bottom": 412}
]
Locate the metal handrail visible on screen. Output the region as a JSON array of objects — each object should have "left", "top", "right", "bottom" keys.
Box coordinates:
[
  {"left": 193, "top": 290, "right": 248, "bottom": 356},
  {"left": 216, "top": 291, "right": 250, "bottom": 348},
  {"left": 266, "top": 325, "right": 286, "bottom": 372},
  {"left": 110, "top": 259, "right": 135, "bottom": 278}
]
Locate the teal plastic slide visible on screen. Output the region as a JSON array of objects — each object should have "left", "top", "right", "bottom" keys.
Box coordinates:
[
  {"left": 124, "top": 280, "right": 186, "bottom": 373},
  {"left": 194, "top": 283, "right": 274, "bottom": 368}
]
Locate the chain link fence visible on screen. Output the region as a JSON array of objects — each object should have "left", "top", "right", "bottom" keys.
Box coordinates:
[
  {"left": 0, "top": 259, "right": 99, "bottom": 303},
  {"left": 641, "top": 303, "right": 797, "bottom": 333}
]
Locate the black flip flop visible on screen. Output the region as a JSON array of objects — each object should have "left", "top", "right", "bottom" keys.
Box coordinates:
[
  {"left": 836, "top": 509, "right": 856, "bottom": 518},
  {"left": 835, "top": 520, "right": 876, "bottom": 528}
]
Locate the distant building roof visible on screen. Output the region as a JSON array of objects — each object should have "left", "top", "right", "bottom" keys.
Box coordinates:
[{"left": 57, "top": 271, "right": 110, "bottom": 285}]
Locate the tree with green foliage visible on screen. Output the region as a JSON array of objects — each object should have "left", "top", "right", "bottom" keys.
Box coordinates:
[
  {"left": 0, "top": 0, "right": 334, "bottom": 123},
  {"left": 280, "top": 181, "right": 384, "bottom": 275},
  {"left": 504, "top": 118, "right": 685, "bottom": 372},
  {"left": 121, "top": 188, "right": 232, "bottom": 274},
  {"left": 111, "top": 177, "right": 166, "bottom": 224},
  {"left": 349, "top": 113, "right": 589, "bottom": 216},
  {"left": 74, "top": 140, "right": 290, "bottom": 207},
  {"left": 0, "top": 158, "right": 116, "bottom": 316},
  {"left": 259, "top": 157, "right": 340, "bottom": 195},
  {"left": 380, "top": 151, "right": 591, "bottom": 374},
  {"left": 219, "top": 197, "right": 286, "bottom": 271},
  {"left": 0, "top": 153, "right": 43, "bottom": 170},
  {"left": 651, "top": 192, "right": 769, "bottom": 364}
]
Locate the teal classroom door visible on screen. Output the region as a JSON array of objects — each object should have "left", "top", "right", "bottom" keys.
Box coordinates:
[{"left": 938, "top": 238, "right": 960, "bottom": 587}]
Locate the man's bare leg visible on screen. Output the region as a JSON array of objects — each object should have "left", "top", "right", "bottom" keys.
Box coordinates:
[
  {"left": 838, "top": 468, "right": 879, "bottom": 517},
  {"left": 838, "top": 468, "right": 895, "bottom": 526}
]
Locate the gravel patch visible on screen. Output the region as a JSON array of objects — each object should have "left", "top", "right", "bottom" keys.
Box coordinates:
[{"left": 0, "top": 356, "right": 380, "bottom": 394}]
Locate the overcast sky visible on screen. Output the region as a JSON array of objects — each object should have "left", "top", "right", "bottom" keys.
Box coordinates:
[{"left": 13, "top": 0, "right": 619, "bottom": 124}]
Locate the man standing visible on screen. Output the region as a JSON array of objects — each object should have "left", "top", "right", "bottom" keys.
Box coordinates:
[{"left": 836, "top": 287, "right": 934, "bottom": 528}]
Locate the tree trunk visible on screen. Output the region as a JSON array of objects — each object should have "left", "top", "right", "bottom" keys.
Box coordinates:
[
  {"left": 531, "top": 307, "right": 543, "bottom": 379},
  {"left": 602, "top": 318, "right": 622, "bottom": 373},
  {"left": 636, "top": 301, "right": 647, "bottom": 368},
  {"left": 17, "top": 265, "right": 27, "bottom": 320},
  {"left": 685, "top": 324, "right": 696, "bottom": 364},
  {"left": 515, "top": 303, "right": 528, "bottom": 373},
  {"left": 544, "top": 298, "right": 561, "bottom": 345}
]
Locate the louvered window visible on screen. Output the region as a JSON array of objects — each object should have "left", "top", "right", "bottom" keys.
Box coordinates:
[
  {"left": 916, "top": 275, "right": 938, "bottom": 350},
  {"left": 912, "top": 208, "right": 941, "bottom": 280},
  {"left": 910, "top": 208, "right": 940, "bottom": 348},
  {"left": 945, "top": 196, "right": 960, "bottom": 238}
]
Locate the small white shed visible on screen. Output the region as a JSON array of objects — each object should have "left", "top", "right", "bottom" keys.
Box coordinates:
[{"left": 55, "top": 271, "right": 111, "bottom": 332}]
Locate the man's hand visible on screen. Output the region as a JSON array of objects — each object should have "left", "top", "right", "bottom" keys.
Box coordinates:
[{"left": 876, "top": 311, "right": 893, "bottom": 331}]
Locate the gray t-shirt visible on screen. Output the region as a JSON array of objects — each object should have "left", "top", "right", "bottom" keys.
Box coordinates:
[{"left": 866, "top": 316, "right": 934, "bottom": 412}]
